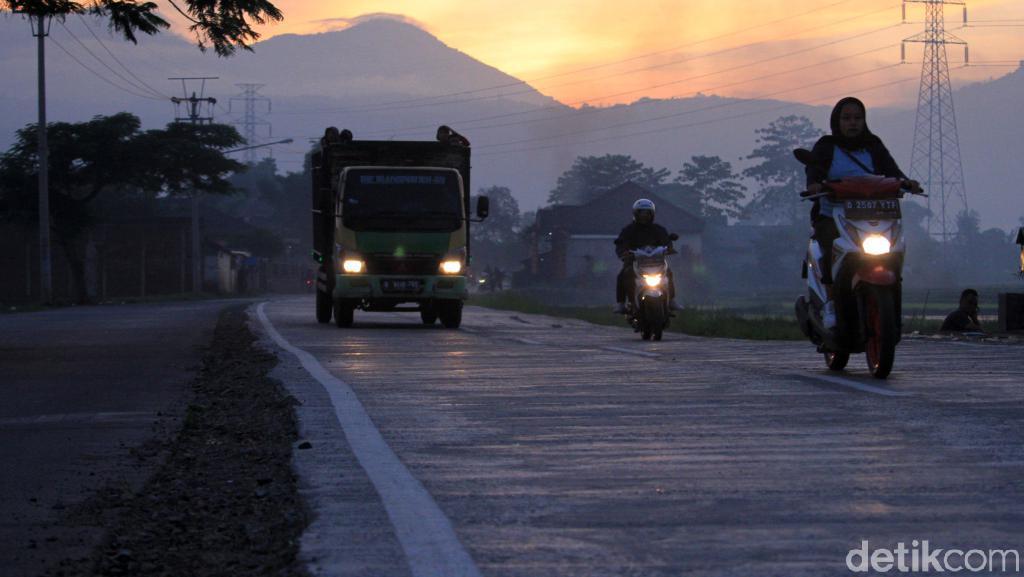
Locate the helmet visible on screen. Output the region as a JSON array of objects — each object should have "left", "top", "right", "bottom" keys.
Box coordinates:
[{"left": 632, "top": 198, "right": 656, "bottom": 223}]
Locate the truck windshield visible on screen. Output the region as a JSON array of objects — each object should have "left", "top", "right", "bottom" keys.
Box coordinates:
[{"left": 340, "top": 169, "right": 462, "bottom": 232}]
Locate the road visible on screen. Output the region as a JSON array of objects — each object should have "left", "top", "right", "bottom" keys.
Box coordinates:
[
  {"left": 258, "top": 296, "right": 1024, "bottom": 577},
  {"left": 0, "top": 300, "right": 237, "bottom": 577}
]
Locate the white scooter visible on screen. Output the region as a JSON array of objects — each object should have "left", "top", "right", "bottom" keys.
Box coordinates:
[{"left": 792, "top": 148, "right": 926, "bottom": 379}]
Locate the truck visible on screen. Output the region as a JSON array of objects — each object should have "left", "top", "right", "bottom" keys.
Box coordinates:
[{"left": 311, "top": 125, "right": 488, "bottom": 329}]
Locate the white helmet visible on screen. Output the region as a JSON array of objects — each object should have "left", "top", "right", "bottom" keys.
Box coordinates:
[{"left": 632, "top": 198, "right": 656, "bottom": 223}]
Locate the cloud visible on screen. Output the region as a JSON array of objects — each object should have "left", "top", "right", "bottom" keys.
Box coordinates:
[{"left": 309, "top": 12, "right": 432, "bottom": 34}]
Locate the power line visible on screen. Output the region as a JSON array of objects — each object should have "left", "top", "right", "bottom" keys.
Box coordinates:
[
  {"left": 474, "top": 73, "right": 919, "bottom": 159},
  {"left": 49, "top": 35, "right": 165, "bottom": 101},
  {"left": 276, "top": 1, "right": 901, "bottom": 116},
  {"left": 56, "top": 21, "right": 166, "bottom": 100},
  {"left": 359, "top": 23, "right": 905, "bottom": 139},
  {"left": 74, "top": 14, "right": 169, "bottom": 99},
  {"left": 475, "top": 62, "right": 904, "bottom": 152}
]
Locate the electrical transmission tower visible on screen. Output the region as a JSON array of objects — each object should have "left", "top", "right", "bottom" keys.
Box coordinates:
[
  {"left": 229, "top": 83, "right": 273, "bottom": 165},
  {"left": 902, "top": 1, "right": 969, "bottom": 249}
]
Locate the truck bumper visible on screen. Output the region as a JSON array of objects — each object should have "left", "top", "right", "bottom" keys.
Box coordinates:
[{"left": 333, "top": 275, "right": 468, "bottom": 301}]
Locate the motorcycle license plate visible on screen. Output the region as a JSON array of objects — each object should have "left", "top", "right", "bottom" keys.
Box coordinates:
[
  {"left": 381, "top": 279, "right": 424, "bottom": 293},
  {"left": 843, "top": 199, "right": 901, "bottom": 220}
]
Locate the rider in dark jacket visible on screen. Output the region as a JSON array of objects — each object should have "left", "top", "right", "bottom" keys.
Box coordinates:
[
  {"left": 805, "top": 96, "right": 919, "bottom": 329},
  {"left": 613, "top": 199, "right": 679, "bottom": 314}
]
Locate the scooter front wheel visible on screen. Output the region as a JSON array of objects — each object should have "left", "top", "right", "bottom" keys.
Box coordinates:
[{"left": 863, "top": 285, "right": 897, "bottom": 379}]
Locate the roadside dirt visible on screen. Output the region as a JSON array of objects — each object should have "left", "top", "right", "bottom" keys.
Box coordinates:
[{"left": 47, "top": 306, "right": 308, "bottom": 576}]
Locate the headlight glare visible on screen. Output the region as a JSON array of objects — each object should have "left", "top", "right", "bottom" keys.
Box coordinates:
[
  {"left": 862, "top": 235, "right": 892, "bottom": 256},
  {"left": 440, "top": 260, "right": 463, "bottom": 274},
  {"left": 342, "top": 259, "right": 365, "bottom": 273},
  {"left": 643, "top": 273, "right": 663, "bottom": 287}
]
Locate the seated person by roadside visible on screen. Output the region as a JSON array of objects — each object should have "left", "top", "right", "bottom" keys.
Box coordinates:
[{"left": 940, "top": 288, "right": 983, "bottom": 332}]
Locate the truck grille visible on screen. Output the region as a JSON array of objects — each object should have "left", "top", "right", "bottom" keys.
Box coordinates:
[{"left": 366, "top": 255, "right": 440, "bottom": 276}]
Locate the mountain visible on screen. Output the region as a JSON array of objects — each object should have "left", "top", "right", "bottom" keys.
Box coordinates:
[{"left": 0, "top": 16, "right": 1020, "bottom": 229}]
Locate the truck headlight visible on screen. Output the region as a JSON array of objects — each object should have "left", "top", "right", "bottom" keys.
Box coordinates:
[
  {"left": 440, "top": 260, "right": 463, "bottom": 274},
  {"left": 342, "top": 259, "right": 365, "bottom": 273},
  {"left": 862, "top": 235, "right": 891, "bottom": 256},
  {"left": 643, "top": 273, "right": 663, "bottom": 287}
]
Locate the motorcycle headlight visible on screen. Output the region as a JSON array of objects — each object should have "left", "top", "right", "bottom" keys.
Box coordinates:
[
  {"left": 862, "top": 234, "right": 891, "bottom": 256},
  {"left": 342, "top": 259, "right": 365, "bottom": 274},
  {"left": 643, "top": 273, "right": 663, "bottom": 287}
]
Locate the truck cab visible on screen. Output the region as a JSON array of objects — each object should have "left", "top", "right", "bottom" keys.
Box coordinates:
[{"left": 312, "top": 127, "right": 487, "bottom": 329}]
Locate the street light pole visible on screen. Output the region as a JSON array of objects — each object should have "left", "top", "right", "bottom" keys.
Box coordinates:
[{"left": 32, "top": 13, "right": 52, "bottom": 304}]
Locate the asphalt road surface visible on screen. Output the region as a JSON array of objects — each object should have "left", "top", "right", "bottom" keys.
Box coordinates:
[
  {"left": 0, "top": 300, "right": 238, "bottom": 577},
  {"left": 258, "top": 296, "right": 1024, "bottom": 577}
]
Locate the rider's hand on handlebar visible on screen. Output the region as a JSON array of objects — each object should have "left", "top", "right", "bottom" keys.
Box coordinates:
[{"left": 801, "top": 182, "right": 823, "bottom": 197}]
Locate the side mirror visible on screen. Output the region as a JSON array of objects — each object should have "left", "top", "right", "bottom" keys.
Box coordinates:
[
  {"left": 668, "top": 233, "right": 679, "bottom": 241},
  {"left": 476, "top": 196, "right": 490, "bottom": 219}
]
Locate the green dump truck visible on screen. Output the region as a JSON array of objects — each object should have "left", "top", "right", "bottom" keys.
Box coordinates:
[{"left": 311, "top": 126, "right": 488, "bottom": 329}]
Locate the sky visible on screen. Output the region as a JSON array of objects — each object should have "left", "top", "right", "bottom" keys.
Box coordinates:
[{"left": 158, "top": 0, "right": 1024, "bottom": 108}]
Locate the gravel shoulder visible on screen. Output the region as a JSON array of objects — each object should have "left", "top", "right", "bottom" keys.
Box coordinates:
[{"left": 46, "top": 306, "right": 309, "bottom": 577}]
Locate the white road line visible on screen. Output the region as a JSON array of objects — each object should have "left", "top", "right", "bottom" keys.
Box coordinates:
[
  {"left": 0, "top": 411, "right": 158, "bottom": 427},
  {"left": 601, "top": 346, "right": 660, "bottom": 359},
  {"left": 256, "top": 303, "right": 482, "bottom": 577},
  {"left": 513, "top": 337, "right": 542, "bottom": 345},
  {"left": 797, "top": 373, "right": 915, "bottom": 397}
]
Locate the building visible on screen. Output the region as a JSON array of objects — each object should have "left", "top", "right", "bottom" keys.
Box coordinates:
[{"left": 525, "top": 182, "right": 704, "bottom": 285}]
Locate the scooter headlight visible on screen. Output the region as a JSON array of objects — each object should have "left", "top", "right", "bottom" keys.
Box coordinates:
[
  {"left": 642, "top": 273, "right": 663, "bottom": 287},
  {"left": 862, "top": 235, "right": 891, "bottom": 256}
]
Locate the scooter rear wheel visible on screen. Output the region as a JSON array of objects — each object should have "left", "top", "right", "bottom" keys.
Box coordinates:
[{"left": 824, "top": 351, "right": 850, "bottom": 371}]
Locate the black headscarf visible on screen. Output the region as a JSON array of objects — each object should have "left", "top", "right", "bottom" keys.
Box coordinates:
[{"left": 830, "top": 96, "right": 879, "bottom": 150}]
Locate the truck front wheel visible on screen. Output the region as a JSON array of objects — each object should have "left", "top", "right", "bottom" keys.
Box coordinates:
[
  {"left": 334, "top": 299, "right": 355, "bottom": 328},
  {"left": 438, "top": 299, "right": 463, "bottom": 329},
  {"left": 316, "top": 289, "right": 333, "bottom": 324}
]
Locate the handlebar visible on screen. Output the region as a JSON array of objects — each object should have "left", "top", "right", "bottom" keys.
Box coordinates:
[{"left": 799, "top": 179, "right": 928, "bottom": 200}]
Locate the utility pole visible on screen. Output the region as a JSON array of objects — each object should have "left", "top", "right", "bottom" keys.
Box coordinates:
[
  {"left": 229, "top": 83, "right": 273, "bottom": 165},
  {"left": 169, "top": 77, "right": 218, "bottom": 293},
  {"left": 902, "top": 1, "right": 970, "bottom": 260},
  {"left": 23, "top": 12, "right": 54, "bottom": 304}
]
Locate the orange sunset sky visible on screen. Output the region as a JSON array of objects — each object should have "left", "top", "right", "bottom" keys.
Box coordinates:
[{"left": 162, "top": 0, "right": 1024, "bottom": 108}]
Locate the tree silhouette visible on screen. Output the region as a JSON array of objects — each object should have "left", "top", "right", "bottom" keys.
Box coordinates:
[
  {"left": 742, "top": 115, "right": 822, "bottom": 225},
  {"left": 548, "top": 154, "right": 670, "bottom": 205},
  {"left": 0, "top": 113, "right": 244, "bottom": 302},
  {"left": 3, "top": 0, "right": 282, "bottom": 56},
  {"left": 674, "top": 155, "right": 746, "bottom": 222}
]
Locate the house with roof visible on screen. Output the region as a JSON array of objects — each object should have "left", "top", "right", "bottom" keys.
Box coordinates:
[{"left": 524, "top": 182, "right": 705, "bottom": 285}]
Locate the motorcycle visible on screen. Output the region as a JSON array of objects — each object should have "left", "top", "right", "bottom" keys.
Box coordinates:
[
  {"left": 792, "top": 148, "right": 926, "bottom": 379},
  {"left": 623, "top": 237, "right": 677, "bottom": 341}
]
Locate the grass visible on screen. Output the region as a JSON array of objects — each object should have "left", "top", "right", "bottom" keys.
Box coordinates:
[
  {"left": 470, "top": 291, "right": 1004, "bottom": 340},
  {"left": 469, "top": 292, "right": 806, "bottom": 340}
]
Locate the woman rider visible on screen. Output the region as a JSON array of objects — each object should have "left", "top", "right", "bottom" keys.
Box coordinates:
[{"left": 805, "top": 97, "right": 921, "bottom": 329}]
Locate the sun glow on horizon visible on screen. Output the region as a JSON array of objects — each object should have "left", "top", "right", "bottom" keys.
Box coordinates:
[{"left": 157, "top": 0, "right": 1024, "bottom": 108}]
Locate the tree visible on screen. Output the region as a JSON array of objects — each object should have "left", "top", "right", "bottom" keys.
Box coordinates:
[
  {"left": 3, "top": 0, "right": 283, "bottom": 56},
  {"left": 0, "top": 113, "right": 244, "bottom": 302},
  {"left": 742, "top": 115, "right": 822, "bottom": 225},
  {"left": 471, "top": 186, "right": 520, "bottom": 245},
  {"left": 548, "top": 154, "right": 670, "bottom": 205},
  {"left": 674, "top": 155, "right": 746, "bottom": 223}
]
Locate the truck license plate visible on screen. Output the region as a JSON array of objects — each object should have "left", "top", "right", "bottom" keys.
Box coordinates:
[{"left": 381, "top": 279, "right": 424, "bottom": 293}]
